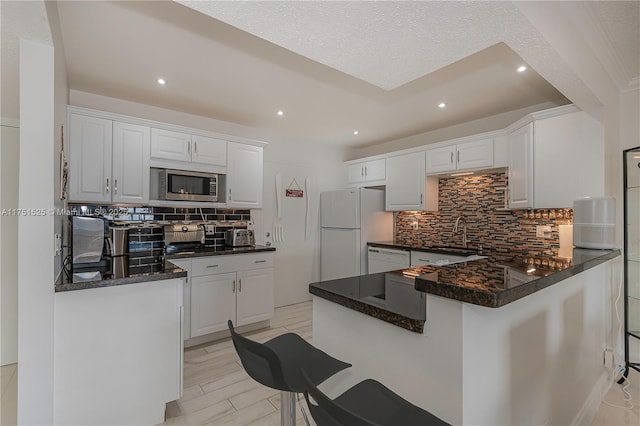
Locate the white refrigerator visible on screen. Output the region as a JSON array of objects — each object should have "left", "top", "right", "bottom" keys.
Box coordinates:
[{"left": 320, "top": 188, "right": 393, "bottom": 280}]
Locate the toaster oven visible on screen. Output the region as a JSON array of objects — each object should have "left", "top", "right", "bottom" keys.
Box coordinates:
[{"left": 225, "top": 229, "right": 255, "bottom": 247}]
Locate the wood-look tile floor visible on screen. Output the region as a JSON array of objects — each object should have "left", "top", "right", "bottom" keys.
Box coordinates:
[
  {"left": 0, "top": 300, "right": 638, "bottom": 425},
  {"left": 161, "top": 301, "right": 315, "bottom": 426}
]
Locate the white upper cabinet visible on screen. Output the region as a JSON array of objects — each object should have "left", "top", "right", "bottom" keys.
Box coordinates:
[
  {"left": 69, "top": 114, "right": 113, "bottom": 203},
  {"left": 507, "top": 106, "right": 604, "bottom": 208},
  {"left": 191, "top": 135, "right": 227, "bottom": 166},
  {"left": 347, "top": 158, "right": 386, "bottom": 185},
  {"left": 151, "top": 129, "right": 227, "bottom": 168},
  {"left": 507, "top": 123, "right": 534, "bottom": 209},
  {"left": 227, "top": 142, "right": 263, "bottom": 209},
  {"left": 385, "top": 152, "right": 438, "bottom": 211},
  {"left": 425, "top": 138, "right": 494, "bottom": 174},
  {"left": 112, "top": 122, "right": 150, "bottom": 204},
  {"left": 69, "top": 114, "right": 151, "bottom": 204},
  {"left": 150, "top": 128, "right": 191, "bottom": 163}
]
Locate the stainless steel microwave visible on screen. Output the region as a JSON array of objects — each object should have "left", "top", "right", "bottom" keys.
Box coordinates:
[{"left": 152, "top": 168, "right": 218, "bottom": 202}]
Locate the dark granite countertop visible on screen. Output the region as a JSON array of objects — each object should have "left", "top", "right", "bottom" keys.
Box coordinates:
[
  {"left": 309, "top": 270, "right": 427, "bottom": 333},
  {"left": 309, "top": 247, "right": 620, "bottom": 332},
  {"left": 55, "top": 258, "right": 187, "bottom": 293},
  {"left": 56, "top": 245, "right": 275, "bottom": 292},
  {"left": 165, "top": 245, "right": 275, "bottom": 259}
]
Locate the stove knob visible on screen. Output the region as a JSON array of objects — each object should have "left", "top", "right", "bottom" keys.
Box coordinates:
[{"left": 182, "top": 226, "right": 188, "bottom": 232}]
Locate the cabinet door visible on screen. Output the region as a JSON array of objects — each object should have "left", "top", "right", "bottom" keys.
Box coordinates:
[
  {"left": 347, "top": 163, "right": 365, "bottom": 184},
  {"left": 227, "top": 142, "right": 263, "bottom": 208},
  {"left": 385, "top": 152, "right": 427, "bottom": 211},
  {"left": 508, "top": 123, "right": 534, "bottom": 209},
  {"left": 236, "top": 268, "right": 274, "bottom": 326},
  {"left": 150, "top": 128, "right": 191, "bottom": 162},
  {"left": 112, "top": 122, "right": 150, "bottom": 204},
  {"left": 364, "top": 159, "right": 386, "bottom": 181},
  {"left": 425, "top": 146, "right": 456, "bottom": 174},
  {"left": 68, "top": 114, "right": 112, "bottom": 203},
  {"left": 456, "top": 138, "right": 493, "bottom": 170},
  {"left": 191, "top": 135, "right": 227, "bottom": 167},
  {"left": 190, "top": 272, "right": 236, "bottom": 337}
]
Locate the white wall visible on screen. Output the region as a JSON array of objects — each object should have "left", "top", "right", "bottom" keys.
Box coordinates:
[
  {"left": 17, "top": 38, "right": 55, "bottom": 425},
  {"left": 0, "top": 120, "right": 19, "bottom": 366},
  {"left": 68, "top": 90, "right": 348, "bottom": 306}
]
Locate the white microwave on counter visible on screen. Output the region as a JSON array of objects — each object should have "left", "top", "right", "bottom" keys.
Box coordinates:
[{"left": 150, "top": 168, "right": 219, "bottom": 202}]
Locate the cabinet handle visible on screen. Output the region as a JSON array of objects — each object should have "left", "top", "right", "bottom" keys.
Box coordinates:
[
  {"left": 420, "top": 194, "right": 423, "bottom": 204},
  {"left": 238, "top": 279, "right": 242, "bottom": 292},
  {"left": 364, "top": 167, "right": 367, "bottom": 177},
  {"left": 114, "top": 179, "right": 118, "bottom": 194},
  {"left": 228, "top": 188, "right": 232, "bottom": 201},
  {"left": 106, "top": 178, "right": 110, "bottom": 194},
  {"left": 254, "top": 260, "right": 266, "bottom": 263},
  {"left": 450, "top": 152, "right": 454, "bottom": 164},
  {"left": 361, "top": 167, "right": 364, "bottom": 177},
  {"left": 457, "top": 151, "right": 460, "bottom": 163},
  {"left": 194, "top": 141, "right": 197, "bottom": 154},
  {"left": 206, "top": 264, "right": 219, "bottom": 268},
  {"left": 232, "top": 280, "right": 236, "bottom": 293}
]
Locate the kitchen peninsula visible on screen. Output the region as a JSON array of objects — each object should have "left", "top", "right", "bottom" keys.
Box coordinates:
[{"left": 310, "top": 247, "right": 620, "bottom": 425}]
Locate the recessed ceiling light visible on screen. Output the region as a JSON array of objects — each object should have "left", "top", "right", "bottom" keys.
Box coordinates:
[
  {"left": 517, "top": 65, "right": 527, "bottom": 73},
  {"left": 157, "top": 78, "right": 167, "bottom": 85},
  {"left": 438, "top": 102, "right": 446, "bottom": 108},
  {"left": 277, "top": 110, "right": 284, "bottom": 116},
  {"left": 353, "top": 130, "right": 359, "bottom": 135}
]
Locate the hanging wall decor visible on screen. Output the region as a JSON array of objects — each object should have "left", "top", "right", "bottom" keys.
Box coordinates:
[{"left": 285, "top": 177, "right": 304, "bottom": 198}]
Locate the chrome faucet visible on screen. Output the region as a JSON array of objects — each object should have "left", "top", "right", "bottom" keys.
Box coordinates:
[{"left": 453, "top": 215, "right": 467, "bottom": 248}]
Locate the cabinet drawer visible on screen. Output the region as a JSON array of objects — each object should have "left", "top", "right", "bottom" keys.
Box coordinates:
[{"left": 191, "top": 252, "right": 275, "bottom": 276}]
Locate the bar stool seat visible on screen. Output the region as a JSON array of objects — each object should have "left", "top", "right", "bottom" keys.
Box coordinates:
[
  {"left": 228, "top": 320, "right": 351, "bottom": 425},
  {"left": 301, "top": 369, "right": 450, "bottom": 426}
]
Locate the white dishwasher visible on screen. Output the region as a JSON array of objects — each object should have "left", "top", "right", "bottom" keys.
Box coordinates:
[{"left": 367, "top": 246, "right": 411, "bottom": 273}]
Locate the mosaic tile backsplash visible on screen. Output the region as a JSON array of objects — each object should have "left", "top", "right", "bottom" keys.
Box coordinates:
[{"left": 395, "top": 172, "right": 574, "bottom": 256}]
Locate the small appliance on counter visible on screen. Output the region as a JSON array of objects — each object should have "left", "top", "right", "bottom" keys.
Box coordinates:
[
  {"left": 71, "top": 216, "right": 109, "bottom": 267},
  {"left": 225, "top": 229, "right": 255, "bottom": 247},
  {"left": 573, "top": 196, "right": 616, "bottom": 249},
  {"left": 163, "top": 223, "right": 205, "bottom": 254}
]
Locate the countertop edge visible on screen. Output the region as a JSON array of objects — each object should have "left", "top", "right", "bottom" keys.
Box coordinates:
[
  {"left": 55, "top": 269, "right": 187, "bottom": 293},
  {"left": 165, "top": 245, "right": 276, "bottom": 259},
  {"left": 309, "top": 285, "right": 425, "bottom": 333},
  {"left": 415, "top": 249, "right": 620, "bottom": 307}
]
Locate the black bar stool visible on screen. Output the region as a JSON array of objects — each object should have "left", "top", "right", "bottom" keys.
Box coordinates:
[
  {"left": 228, "top": 320, "right": 351, "bottom": 426},
  {"left": 300, "top": 369, "right": 451, "bottom": 426}
]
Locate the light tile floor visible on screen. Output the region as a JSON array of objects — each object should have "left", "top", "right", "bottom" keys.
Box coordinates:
[{"left": 0, "top": 300, "right": 638, "bottom": 425}]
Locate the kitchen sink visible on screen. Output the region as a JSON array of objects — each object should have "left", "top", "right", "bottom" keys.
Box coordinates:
[{"left": 410, "top": 250, "right": 487, "bottom": 267}]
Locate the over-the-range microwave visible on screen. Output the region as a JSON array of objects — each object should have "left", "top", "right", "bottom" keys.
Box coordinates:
[{"left": 151, "top": 168, "right": 218, "bottom": 202}]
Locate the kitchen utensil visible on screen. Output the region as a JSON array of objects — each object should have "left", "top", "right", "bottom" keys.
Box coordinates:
[{"left": 274, "top": 173, "right": 284, "bottom": 242}]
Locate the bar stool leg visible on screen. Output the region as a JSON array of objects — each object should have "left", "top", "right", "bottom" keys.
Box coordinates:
[{"left": 280, "top": 390, "right": 297, "bottom": 426}]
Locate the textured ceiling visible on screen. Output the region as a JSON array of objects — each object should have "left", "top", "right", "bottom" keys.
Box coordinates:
[
  {"left": 5, "top": 1, "right": 638, "bottom": 148},
  {"left": 177, "top": 1, "right": 516, "bottom": 90}
]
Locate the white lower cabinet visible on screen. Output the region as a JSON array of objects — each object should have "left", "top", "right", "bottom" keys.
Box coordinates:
[
  {"left": 191, "top": 272, "right": 237, "bottom": 337},
  {"left": 171, "top": 252, "right": 275, "bottom": 341}
]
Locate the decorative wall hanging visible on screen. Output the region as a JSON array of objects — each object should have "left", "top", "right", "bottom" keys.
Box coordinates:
[{"left": 285, "top": 178, "right": 304, "bottom": 198}]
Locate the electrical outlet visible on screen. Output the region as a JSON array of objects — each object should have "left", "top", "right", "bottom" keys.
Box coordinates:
[
  {"left": 411, "top": 221, "right": 419, "bottom": 231},
  {"left": 603, "top": 348, "right": 614, "bottom": 368},
  {"left": 536, "top": 225, "right": 552, "bottom": 238}
]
